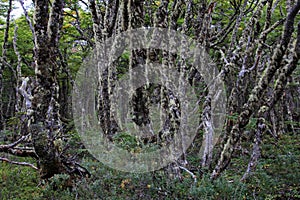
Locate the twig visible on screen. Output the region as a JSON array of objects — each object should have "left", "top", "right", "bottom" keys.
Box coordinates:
[
  {"left": 178, "top": 166, "right": 197, "bottom": 183},
  {"left": 0, "top": 157, "right": 38, "bottom": 170},
  {"left": 0, "top": 134, "right": 30, "bottom": 150}
]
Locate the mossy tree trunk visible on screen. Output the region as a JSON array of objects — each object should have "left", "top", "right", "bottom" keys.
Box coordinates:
[
  {"left": 30, "top": 0, "right": 65, "bottom": 179},
  {"left": 211, "top": 0, "right": 300, "bottom": 179},
  {"left": 85, "top": 0, "right": 300, "bottom": 180}
]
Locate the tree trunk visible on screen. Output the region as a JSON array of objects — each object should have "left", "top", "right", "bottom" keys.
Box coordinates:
[
  {"left": 0, "top": 0, "right": 12, "bottom": 130},
  {"left": 30, "top": 0, "right": 65, "bottom": 179}
]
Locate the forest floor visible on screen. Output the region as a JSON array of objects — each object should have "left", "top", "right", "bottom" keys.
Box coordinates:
[{"left": 0, "top": 129, "right": 299, "bottom": 200}]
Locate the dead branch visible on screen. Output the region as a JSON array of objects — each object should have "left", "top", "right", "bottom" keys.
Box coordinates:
[
  {"left": 0, "top": 157, "right": 38, "bottom": 170},
  {"left": 179, "top": 166, "right": 197, "bottom": 183},
  {"left": 0, "top": 134, "right": 38, "bottom": 158},
  {"left": 0, "top": 134, "right": 29, "bottom": 149}
]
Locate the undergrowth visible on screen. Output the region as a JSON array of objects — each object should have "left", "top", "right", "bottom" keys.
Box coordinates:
[{"left": 0, "top": 131, "right": 299, "bottom": 199}]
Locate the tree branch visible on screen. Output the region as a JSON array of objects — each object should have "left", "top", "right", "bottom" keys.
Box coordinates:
[
  {"left": 211, "top": 0, "right": 300, "bottom": 179},
  {"left": 0, "top": 134, "right": 29, "bottom": 149},
  {"left": 0, "top": 157, "right": 38, "bottom": 170}
]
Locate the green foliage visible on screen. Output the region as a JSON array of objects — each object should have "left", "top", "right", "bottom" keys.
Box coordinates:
[
  {"left": 0, "top": 158, "right": 41, "bottom": 199},
  {"left": 1, "top": 0, "right": 300, "bottom": 199},
  {"left": 6, "top": 112, "right": 26, "bottom": 126},
  {"left": 1, "top": 111, "right": 299, "bottom": 200},
  {"left": 113, "top": 132, "right": 139, "bottom": 151},
  {"left": 59, "top": 7, "right": 93, "bottom": 77},
  {"left": 0, "top": 0, "right": 10, "bottom": 18},
  {"left": 112, "top": 131, "right": 160, "bottom": 154},
  {"left": 245, "top": 117, "right": 258, "bottom": 130},
  {"left": 38, "top": 174, "right": 74, "bottom": 200},
  {"left": 244, "top": 132, "right": 300, "bottom": 199},
  {"left": 190, "top": 175, "right": 247, "bottom": 199}
]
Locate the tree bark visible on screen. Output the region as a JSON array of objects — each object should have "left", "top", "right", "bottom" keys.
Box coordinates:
[
  {"left": 211, "top": 0, "right": 300, "bottom": 179},
  {"left": 0, "top": 0, "right": 12, "bottom": 130},
  {"left": 30, "top": 0, "right": 65, "bottom": 179}
]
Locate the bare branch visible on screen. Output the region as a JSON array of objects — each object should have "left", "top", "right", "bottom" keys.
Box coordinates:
[
  {"left": 0, "top": 157, "right": 38, "bottom": 170},
  {"left": 0, "top": 134, "right": 29, "bottom": 150},
  {"left": 0, "top": 134, "right": 38, "bottom": 158},
  {"left": 178, "top": 166, "right": 197, "bottom": 183},
  {"left": 13, "top": 25, "right": 22, "bottom": 79}
]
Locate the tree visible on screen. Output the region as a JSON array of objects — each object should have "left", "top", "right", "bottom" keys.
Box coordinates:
[
  {"left": 1, "top": 0, "right": 90, "bottom": 180},
  {"left": 29, "top": 0, "right": 92, "bottom": 179},
  {"left": 0, "top": 0, "right": 299, "bottom": 185},
  {"left": 0, "top": 0, "right": 12, "bottom": 131},
  {"left": 87, "top": 0, "right": 300, "bottom": 179}
]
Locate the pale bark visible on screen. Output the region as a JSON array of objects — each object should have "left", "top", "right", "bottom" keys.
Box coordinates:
[
  {"left": 30, "top": 0, "right": 89, "bottom": 179},
  {"left": 211, "top": 0, "right": 300, "bottom": 179}
]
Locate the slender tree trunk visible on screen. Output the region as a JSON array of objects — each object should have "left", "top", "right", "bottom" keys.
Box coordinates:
[{"left": 0, "top": 0, "right": 12, "bottom": 130}]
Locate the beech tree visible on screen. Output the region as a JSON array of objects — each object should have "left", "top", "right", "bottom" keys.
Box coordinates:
[
  {"left": 1, "top": 0, "right": 90, "bottom": 179},
  {"left": 0, "top": 0, "right": 299, "bottom": 183},
  {"left": 87, "top": 0, "right": 300, "bottom": 179}
]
